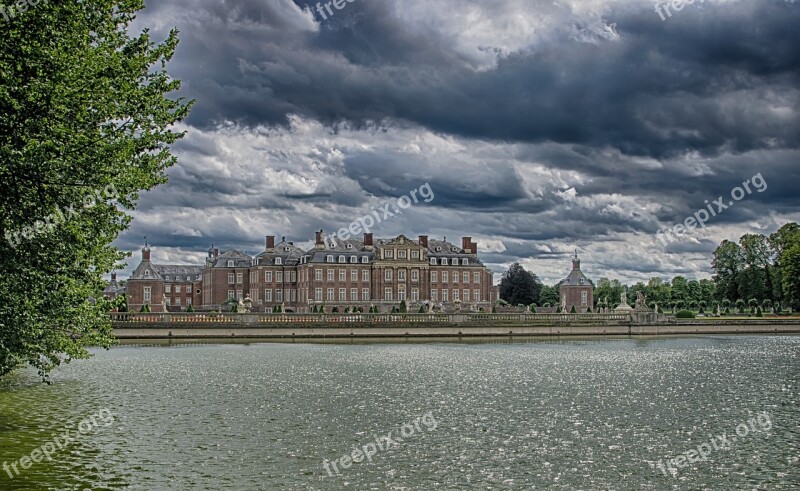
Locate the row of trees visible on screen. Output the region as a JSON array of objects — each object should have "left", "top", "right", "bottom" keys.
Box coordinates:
[{"left": 499, "top": 222, "right": 800, "bottom": 312}]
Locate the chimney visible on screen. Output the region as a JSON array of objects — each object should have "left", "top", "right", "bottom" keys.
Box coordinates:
[
  {"left": 315, "top": 230, "right": 325, "bottom": 250},
  {"left": 111, "top": 272, "right": 117, "bottom": 282},
  {"left": 364, "top": 233, "right": 374, "bottom": 250},
  {"left": 418, "top": 235, "right": 428, "bottom": 248},
  {"left": 462, "top": 237, "right": 472, "bottom": 253},
  {"left": 266, "top": 235, "right": 275, "bottom": 250},
  {"left": 471, "top": 241, "right": 478, "bottom": 255}
]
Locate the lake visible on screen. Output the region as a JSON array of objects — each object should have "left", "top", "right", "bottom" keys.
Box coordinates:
[{"left": 1, "top": 335, "right": 798, "bottom": 489}]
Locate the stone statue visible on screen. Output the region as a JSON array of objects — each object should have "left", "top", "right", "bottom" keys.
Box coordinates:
[
  {"left": 635, "top": 292, "right": 648, "bottom": 310},
  {"left": 620, "top": 292, "right": 627, "bottom": 305},
  {"left": 561, "top": 295, "right": 567, "bottom": 312},
  {"left": 237, "top": 294, "right": 253, "bottom": 313}
]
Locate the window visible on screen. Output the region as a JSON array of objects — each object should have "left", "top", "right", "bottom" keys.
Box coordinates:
[
  {"left": 276, "top": 289, "right": 283, "bottom": 302},
  {"left": 412, "top": 289, "right": 419, "bottom": 301},
  {"left": 350, "top": 256, "right": 357, "bottom": 263},
  {"left": 580, "top": 278, "right": 585, "bottom": 285},
  {"left": 228, "top": 273, "right": 235, "bottom": 284},
  {"left": 187, "top": 298, "right": 192, "bottom": 306},
  {"left": 411, "top": 270, "right": 419, "bottom": 282},
  {"left": 385, "top": 250, "right": 394, "bottom": 259},
  {"left": 463, "top": 272, "right": 469, "bottom": 283},
  {"left": 143, "top": 287, "right": 151, "bottom": 302},
  {"left": 291, "top": 289, "right": 297, "bottom": 302},
  {"left": 237, "top": 290, "right": 243, "bottom": 300},
  {"left": 362, "top": 288, "right": 370, "bottom": 301},
  {"left": 315, "top": 269, "right": 323, "bottom": 281},
  {"left": 315, "top": 288, "right": 323, "bottom": 301},
  {"left": 431, "top": 271, "right": 438, "bottom": 283},
  {"left": 474, "top": 289, "right": 480, "bottom": 302},
  {"left": 228, "top": 289, "right": 235, "bottom": 299},
  {"left": 265, "top": 289, "right": 272, "bottom": 302},
  {"left": 144, "top": 270, "right": 150, "bottom": 278},
  {"left": 351, "top": 270, "right": 358, "bottom": 282},
  {"left": 385, "top": 270, "right": 393, "bottom": 281},
  {"left": 442, "top": 258, "right": 448, "bottom": 265},
  {"left": 339, "top": 269, "right": 346, "bottom": 281},
  {"left": 398, "top": 250, "right": 407, "bottom": 259},
  {"left": 411, "top": 251, "right": 419, "bottom": 259},
  {"left": 384, "top": 288, "right": 393, "bottom": 301},
  {"left": 398, "top": 287, "right": 406, "bottom": 301},
  {"left": 165, "top": 298, "right": 172, "bottom": 306},
  {"left": 442, "top": 272, "right": 449, "bottom": 283},
  {"left": 346, "top": 244, "right": 353, "bottom": 249},
  {"left": 338, "top": 256, "right": 345, "bottom": 263},
  {"left": 338, "top": 288, "right": 346, "bottom": 301},
  {"left": 236, "top": 273, "right": 243, "bottom": 284},
  {"left": 362, "top": 270, "right": 370, "bottom": 282},
  {"left": 453, "top": 289, "right": 459, "bottom": 301},
  {"left": 327, "top": 269, "right": 334, "bottom": 281},
  {"left": 265, "top": 271, "right": 273, "bottom": 282},
  {"left": 327, "top": 288, "right": 335, "bottom": 301},
  {"left": 227, "top": 260, "right": 234, "bottom": 267},
  {"left": 581, "top": 291, "right": 588, "bottom": 305},
  {"left": 276, "top": 271, "right": 283, "bottom": 283},
  {"left": 398, "top": 270, "right": 406, "bottom": 281},
  {"left": 430, "top": 258, "right": 437, "bottom": 265},
  {"left": 291, "top": 271, "right": 296, "bottom": 282},
  {"left": 474, "top": 272, "right": 480, "bottom": 283},
  {"left": 463, "top": 289, "right": 470, "bottom": 302},
  {"left": 351, "top": 288, "right": 358, "bottom": 301},
  {"left": 165, "top": 285, "right": 171, "bottom": 293},
  {"left": 175, "top": 285, "right": 181, "bottom": 294},
  {"left": 453, "top": 272, "right": 458, "bottom": 284},
  {"left": 361, "top": 256, "right": 369, "bottom": 264},
  {"left": 431, "top": 289, "right": 438, "bottom": 302},
  {"left": 462, "top": 258, "right": 469, "bottom": 266},
  {"left": 175, "top": 298, "right": 181, "bottom": 306},
  {"left": 442, "top": 289, "right": 448, "bottom": 302},
  {"left": 326, "top": 255, "right": 334, "bottom": 263}
]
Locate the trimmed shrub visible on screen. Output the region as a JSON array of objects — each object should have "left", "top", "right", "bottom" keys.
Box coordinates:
[
  {"left": 418, "top": 306, "right": 425, "bottom": 313},
  {"left": 530, "top": 304, "right": 537, "bottom": 313},
  {"left": 676, "top": 310, "right": 696, "bottom": 319},
  {"left": 756, "top": 307, "right": 763, "bottom": 317},
  {"left": 186, "top": 305, "right": 194, "bottom": 313},
  {"left": 399, "top": 300, "right": 407, "bottom": 313},
  {"left": 344, "top": 307, "right": 350, "bottom": 313},
  {"left": 491, "top": 306, "right": 497, "bottom": 313},
  {"left": 332, "top": 307, "right": 339, "bottom": 313},
  {"left": 657, "top": 305, "right": 664, "bottom": 314},
  {"left": 570, "top": 305, "right": 577, "bottom": 314},
  {"left": 230, "top": 305, "right": 237, "bottom": 313}
]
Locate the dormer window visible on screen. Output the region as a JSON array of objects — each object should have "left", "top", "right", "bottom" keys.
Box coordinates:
[
  {"left": 144, "top": 270, "right": 150, "bottom": 278},
  {"left": 452, "top": 247, "right": 459, "bottom": 252},
  {"left": 346, "top": 244, "right": 353, "bottom": 249},
  {"left": 430, "top": 258, "right": 437, "bottom": 265},
  {"left": 461, "top": 258, "right": 468, "bottom": 265},
  {"left": 361, "top": 256, "right": 369, "bottom": 264},
  {"left": 338, "top": 256, "right": 345, "bottom": 263},
  {"left": 285, "top": 247, "right": 290, "bottom": 252},
  {"left": 435, "top": 246, "right": 442, "bottom": 252},
  {"left": 326, "top": 255, "right": 334, "bottom": 263},
  {"left": 580, "top": 278, "right": 585, "bottom": 284},
  {"left": 227, "top": 260, "right": 234, "bottom": 268},
  {"left": 442, "top": 258, "right": 448, "bottom": 265},
  {"left": 350, "top": 256, "right": 357, "bottom": 263},
  {"left": 386, "top": 250, "right": 394, "bottom": 259},
  {"left": 275, "top": 258, "right": 282, "bottom": 265}
]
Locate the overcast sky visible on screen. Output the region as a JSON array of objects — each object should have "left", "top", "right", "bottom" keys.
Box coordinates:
[{"left": 116, "top": 0, "right": 800, "bottom": 285}]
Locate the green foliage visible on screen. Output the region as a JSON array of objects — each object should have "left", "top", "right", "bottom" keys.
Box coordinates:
[
  {"left": 570, "top": 305, "right": 577, "bottom": 314},
  {"left": 185, "top": 304, "right": 194, "bottom": 313},
  {"left": 539, "top": 285, "right": 560, "bottom": 307},
  {"left": 230, "top": 305, "right": 237, "bottom": 313},
  {"left": 344, "top": 307, "right": 350, "bottom": 313},
  {"left": 391, "top": 306, "right": 398, "bottom": 313},
  {"left": 499, "top": 263, "right": 543, "bottom": 306},
  {"left": 0, "top": 1, "right": 191, "bottom": 379},
  {"left": 399, "top": 300, "right": 407, "bottom": 313},
  {"left": 782, "top": 243, "right": 800, "bottom": 311},
  {"left": 491, "top": 306, "right": 497, "bottom": 313},
  {"left": 529, "top": 304, "right": 537, "bottom": 313},
  {"left": 418, "top": 306, "right": 425, "bottom": 313},
  {"left": 332, "top": 307, "right": 339, "bottom": 313},
  {"left": 675, "top": 310, "right": 696, "bottom": 319},
  {"left": 756, "top": 307, "right": 763, "bottom": 317}
]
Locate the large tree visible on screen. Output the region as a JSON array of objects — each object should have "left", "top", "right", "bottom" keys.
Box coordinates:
[
  {"left": 499, "top": 263, "right": 542, "bottom": 306},
  {"left": 0, "top": 1, "right": 191, "bottom": 379},
  {"left": 712, "top": 240, "right": 743, "bottom": 303}
]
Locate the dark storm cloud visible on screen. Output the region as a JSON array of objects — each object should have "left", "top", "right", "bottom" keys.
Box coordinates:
[{"left": 139, "top": 0, "right": 799, "bottom": 159}]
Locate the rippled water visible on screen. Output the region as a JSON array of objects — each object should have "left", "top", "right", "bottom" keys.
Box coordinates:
[{"left": 1, "top": 335, "right": 798, "bottom": 489}]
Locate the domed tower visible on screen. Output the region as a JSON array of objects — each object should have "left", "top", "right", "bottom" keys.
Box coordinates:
[{"left": 559, "top": 251, "right": 594, "bottom": 313}]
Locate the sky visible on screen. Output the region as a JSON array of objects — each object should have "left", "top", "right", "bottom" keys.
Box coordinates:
[{"left": 116, "top": 0, "right": 800, "bottom": 285}]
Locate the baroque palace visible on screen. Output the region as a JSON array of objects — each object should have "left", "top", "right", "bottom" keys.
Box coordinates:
[{"left": 126, "top": 232, "right": 499, "bottom": 313}]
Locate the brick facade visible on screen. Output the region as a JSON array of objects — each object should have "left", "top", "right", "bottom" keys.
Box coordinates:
[
  {"left": 125, "top": 232, "right": 496, "bottom": 313},
  {"left": 559, "top": 253, "right": 594, "bottom": 313}
]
